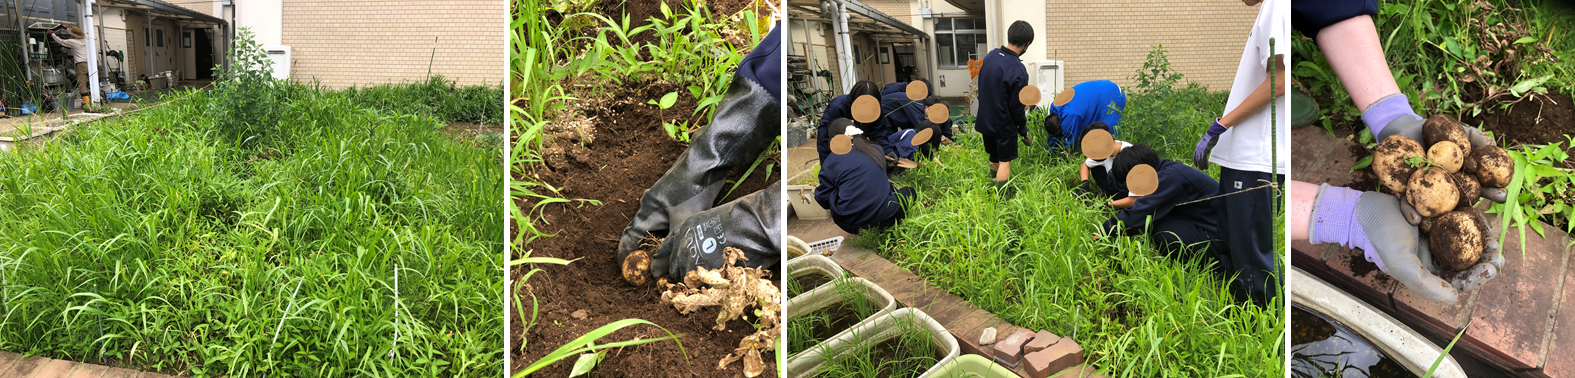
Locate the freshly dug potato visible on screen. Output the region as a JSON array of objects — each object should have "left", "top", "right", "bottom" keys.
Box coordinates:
[
  {"left": 1429, "top": 210, "right": 1484, "bottom": 271},
  {"left": 1462, "top": 153, "right": 1478, "bottom": 174},
  {"left": 1419, "top": 215, "right": 1435, "bottom": 235},
  {"left": 1453, "top": 171, "right": 1481, "bottom": 206},
  {"left": 1422, "top": 114, "right": 1470, "bottom": 150},
  {"left": 1408, "top": 167, "right": 1459, "bottom": 217},
  {"left": 1428, "top": 142, "right": 1464, "bottom": 173},
  {"left": 622, "top": 250, "right": 652, "bottom": 286},
  {"left": 1373, "top": 135, "right": 1426, "bottom": 193},
  {"left": 1472, "top": 145, "right": 1514, "bottom": 187}
]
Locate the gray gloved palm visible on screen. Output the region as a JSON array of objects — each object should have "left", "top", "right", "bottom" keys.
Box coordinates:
[{"left": 1351, "top": 192, "right": 1503, "bottom": 304}]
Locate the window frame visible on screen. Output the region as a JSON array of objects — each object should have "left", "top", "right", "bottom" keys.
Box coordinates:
[{"left": 933, "top": 17, "right": 986, "bottom": 69}]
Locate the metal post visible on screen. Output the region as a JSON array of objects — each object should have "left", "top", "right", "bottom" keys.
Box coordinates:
[{"left": 83, "top": 0, "right": 100, "bottom": 102}]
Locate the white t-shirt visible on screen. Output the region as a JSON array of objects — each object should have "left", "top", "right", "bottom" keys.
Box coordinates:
[
  {"left": 1209, "top": 0, "right": 1290, "bottom": 174},
  {"left": 1086, "top": 140, "right": 1138, "bottom": 196}
]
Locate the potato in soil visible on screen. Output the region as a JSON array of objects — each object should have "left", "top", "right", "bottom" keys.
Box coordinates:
[
  {"left": 1430, "top": 210, "right": 1484, "bottom": 271},
  {"left": 1452, "top": 171, "right": 1480, "bottom": 207},
  {"left": 1472, "top": 145, "right": 1514, "bottom": 187},
  {"left": 1423, "top": 114, "right": 1470, "bottom": 150},
  {"left": 1407, "top": 167, "right": 1459, "bottom": 218},
  {"left": 622, "top": 250, "right": 651, "bottom": 287},
  {"left": 1373, "top": 135, "right": 1425, "bottom": 193},
  {"left": 1428, "top": 142, "right": 1464, "bottom": 173}
]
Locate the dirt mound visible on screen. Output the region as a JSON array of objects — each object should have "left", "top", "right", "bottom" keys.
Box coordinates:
[
  {"left": 512, "top": 80, "right": 779, "bottom": 377},
  {"left": 1465, "top": 92, "right": 1575, "bottom": 147}
]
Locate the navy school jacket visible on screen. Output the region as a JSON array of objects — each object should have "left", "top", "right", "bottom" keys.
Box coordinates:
[
  {"left": 814, "top": 143, "right": 906, "bottom": 234},
  {"left": 1101, "top": 159, "right": 1220, "bottom": 236},
  {"left": 974, "top": 47, "right": 1030, "bottom": 138}
]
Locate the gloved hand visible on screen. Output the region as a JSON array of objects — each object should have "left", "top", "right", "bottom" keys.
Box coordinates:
[
  {"left": 617, "top": 26, "right": 781, "bottom": 279},
  {"left": 646, "top": 188, "right": 781, "bottom": 281},
  {"left": 1309, "top": 184, "right": 1503, "bottom": 305},
  {"left": 1192, "top": 119, "right": 1227, "bottom": 168}
]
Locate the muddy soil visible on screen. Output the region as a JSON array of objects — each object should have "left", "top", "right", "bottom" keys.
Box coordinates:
[
  {"left": 512, "top": 79, "right": 779, "bottom": 377},
  {"left": 1464, "top": 93, "right": 1575, "bottom": 147},
  {"left": 786, "top": 272, "right": 831, "bottom": 299}
]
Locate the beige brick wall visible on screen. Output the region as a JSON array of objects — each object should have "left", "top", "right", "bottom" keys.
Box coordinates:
[
  {"left": 864, "top": 0, "right": 918, "bottom": 24},
  {"left": 1042, "top": 1, "right": 1259, "bottom": 91},
  {"left": 280, "top": 0, "right": 505, "bottom": 88}
]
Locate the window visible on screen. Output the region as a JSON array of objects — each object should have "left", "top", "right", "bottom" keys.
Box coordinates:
[
  {"left": 144, "top": 28, "right": 149, "bottom": 47},
  {"left": 934, "top": 17, "right": 986, "bottom": 68},
  {"left": 183, "top": 32, "right": 191, "bottom": 48},
  {"left": 156, "top": 30, "right": 163, "bottom": 47}
]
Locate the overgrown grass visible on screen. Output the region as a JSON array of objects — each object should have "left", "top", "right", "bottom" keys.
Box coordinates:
[
  {"left": 0, "top": 79, "right": 501, "bottom": 376},
  {"left": 865, "top": 77, "right": 1284, "bottom": 376},
  {"left": 342, "top": 76, "right": 504, "bottom": 125}
]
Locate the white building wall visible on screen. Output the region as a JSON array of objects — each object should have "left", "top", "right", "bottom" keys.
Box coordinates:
[{"left": 235, "top": 0, "right": 282, "bottom": 45}]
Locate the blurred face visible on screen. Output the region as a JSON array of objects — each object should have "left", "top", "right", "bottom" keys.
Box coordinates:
[{"left": 1242, "top": 0, "right": 1261, "bottom": 5}]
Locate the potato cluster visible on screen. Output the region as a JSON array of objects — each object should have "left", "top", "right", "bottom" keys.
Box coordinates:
[{"left": 1370, "top": 115, "right": 1512, "bottom": 271}]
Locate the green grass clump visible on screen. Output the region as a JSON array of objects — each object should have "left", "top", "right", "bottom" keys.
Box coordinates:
[
  {"left": 786, "top": 278, "right": 879, "bottom": 357},
  {"left": 814, "top": 317, "right": 942, "bottom": 378},
  {"left": 869, "top": 71, "right": 1283, "bottom": 376},
  {"left": 342, "top": 75, "right": 504, "bottom": 126},
  {"left": 786, "top": 270, "right": 833, "bottom": 299},
  {"left": 0, "top": 75, "right": 501, "bottom": 375}
]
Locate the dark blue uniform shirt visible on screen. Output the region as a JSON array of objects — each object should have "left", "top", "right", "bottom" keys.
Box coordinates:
[
  {"left": 1102, "top": 159, "right": 1220, "bottom": 236},
  {"left": 815, "top": 147, "right": 907, "bottom": 234},
  {"left": 817, "top": 95, "right": 857, "bottom": 161},
  {"left": 975, "top": 46, "right": 1030, "bottom": 138}
]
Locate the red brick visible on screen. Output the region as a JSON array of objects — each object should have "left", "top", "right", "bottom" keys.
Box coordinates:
[
  {"left": 1, "top": 355, "right": 50, "bottom": 377},
  {"left": 64, "top": 364, "right": 108, "bottom": 378},
  {"left": 30, "top": 359, "right": 77, "bottom": 378},
  {"left": 0, "top": 352, "right": 23, "bottom": 375},
  {"left": 1023, "top": 330, "right": 1060, "bottom": 354},
  {"left": 991, "top": 328, "right": 1035, "bottom": 367},
  {"left": 1290, "top": 126, "right": 1366, "bottom": 188},
  {"left": 1543, "top": 245, "right": 1575, "bottom": 377},
  {"left": 1025, "top": 338, "right": 1084, "bottom": 378},
  {"left": 97, "top": 367, "right": 143, "bottom": 378},
  {"left": 1459, "top": 220, "right": 1568, "bottom": 372}
]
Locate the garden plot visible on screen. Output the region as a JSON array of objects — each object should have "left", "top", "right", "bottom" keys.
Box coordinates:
[
  {"left": 512, "top": 0, "right": 781, "bottom": 376},
  {"left": 850, "top": 70, "right": 1285, "bottom": 376},
  {"left": 0, "top": 78, "right": 503, "bottom": 376}
]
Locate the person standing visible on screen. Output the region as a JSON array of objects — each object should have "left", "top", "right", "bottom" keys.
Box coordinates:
[
  {"left": 975, "top": 21, "right": 1035, "bottom": 190},
  {"left": 1190, "top": 0, "right": 1287, "bottom": 307},
  {"left": 49, "top": 26, "right": 90, "bottom": 108}
]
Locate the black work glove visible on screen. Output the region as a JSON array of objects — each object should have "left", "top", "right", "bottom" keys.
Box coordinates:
[
  {"left": 617, "top": 26, "right": 781, "bottom": 279},
  {"left": 650, "top": 188, "right": 781, "bottom": 280}
]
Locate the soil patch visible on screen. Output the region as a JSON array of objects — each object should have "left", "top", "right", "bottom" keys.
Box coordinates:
[
  {"left": 512, "top": 80, "right": 779, "bottom": 378},
  {"left": 1465, "top": 93, "right": 1575, "bottom": 147}
]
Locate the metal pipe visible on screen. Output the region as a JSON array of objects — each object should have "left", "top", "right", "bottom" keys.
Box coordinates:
[
  {"left": 801, "top": 17, "right": 820, "bottom": 97},
  {"left": 84, "top": 0, "right": 100, "bottom": 101},
  {"left": 836, "top": 0, "right": 854, "bottom": 91}
]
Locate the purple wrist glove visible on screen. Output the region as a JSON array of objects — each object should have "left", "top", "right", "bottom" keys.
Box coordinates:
[
  {"left": 1191, "top": 119, "right": 1228, "bottom": 168},
  {"left": 1308, "top": 184, "right": 1503, "bottom": 305}
]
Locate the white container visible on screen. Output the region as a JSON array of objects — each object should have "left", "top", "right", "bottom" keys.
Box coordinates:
[
  {"left": 789, "top": 308, "right": 961, "bottom": 378},
  {"left": 785, "top": 277, "right": 896, "bottom": 368},
  {"left": 786, "top": 254, "right": 845, "bottom": 301},
  {"left": 787, "top": 184, "right": 829, "bottom": 220}
]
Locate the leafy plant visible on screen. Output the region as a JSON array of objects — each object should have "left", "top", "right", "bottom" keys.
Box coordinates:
[
  {"left": 1487, "top": 141, "right": 1573, "bottom": 254},
  {"left": 206, "top": 28, "right": 288, "bottom": 149},
  {"left": 513, "top": 319, "right": 686, "bottom": 378}
]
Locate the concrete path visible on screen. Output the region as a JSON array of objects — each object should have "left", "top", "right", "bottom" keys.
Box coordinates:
[
  {"left": 1291, "top": 126, "right": 1575, "bottom": 377},
  {"left": 0, "top": 351, "right": 182, "bottom": 378}
]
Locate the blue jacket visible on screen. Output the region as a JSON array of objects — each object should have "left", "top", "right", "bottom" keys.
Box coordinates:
[
  {"left": 975, "top": 47, "right": 1030, "bottom": 138},
  {"left": 815, "top": 146, "right": 906, "bottom": 234},
  {"left": 1102, "top": 159, "right": 1220, "bottom": 236},
  {"left": 1050, "top": 80, "right": 1125, "bottom": 149},
  {"left": 881, "top": 84, "right": 926, "bottom": 132}
]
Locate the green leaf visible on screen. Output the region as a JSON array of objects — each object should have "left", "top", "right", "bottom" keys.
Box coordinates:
[
  {"left": 659, "top": 92, "right": 679, "bottom": 109},
  {"left": 1513, "top": 36, "right": 1538, "bottom": 45},
  {"left": 569, "top": 352, "right": 603, "bottom": 377},
  {"left": 1351, "top": 156, "right": 1373, "bottom": 172},
  {"left": 1510, "top": 75, "right": 1553, "bottom": 96}
]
